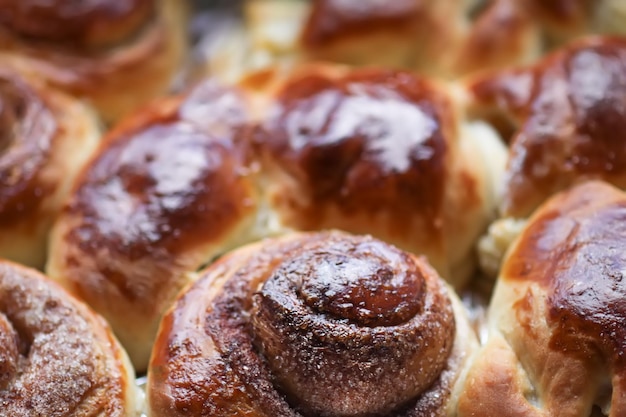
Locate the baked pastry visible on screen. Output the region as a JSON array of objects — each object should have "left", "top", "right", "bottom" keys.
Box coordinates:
[
  {"left": 0, "top": 260, "right": 138, "bottom": 416},
  {"left": 46, "top": 79, "right": 265, "bottom": 372},
  {"left": 247, "top": 63, "right": 506, "bottom": 287},
  {"left": 458, "top": 180, "right": 626, "bottom": 417},
  {"left": 148, "top": 231, "right": 478, "bottom": 417},
  {"left": 0, "top": 65, "right": 100, "bottom": 269},
  {"left": 47, "top": 63, "right": 505, "bottom": 371},
  {"left": 0, "top": 0, "right": 187, "bottom": 123},
  {"left": 471, "top": 36, "right": 626, "bottom": 277}
]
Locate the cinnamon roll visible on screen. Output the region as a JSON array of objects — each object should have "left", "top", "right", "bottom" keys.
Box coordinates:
[
  {"left": 470, "top": 36, "right": 626, "bottom": 277},
  {"left": 0, "top": 0, "right": 187, "bottom": 123},
  {"left": 0, "top": 66, "right": 100, "bottom": 269},
  {"left": 148, "top": 231, "right": 478, "bottom": 417},
  {"left": 0, "top": 260, "right": 138, "bottom": 416},
  {"left": 46, "top": 79, "right": 265, "bottom": 372},
  {"left": 458, "top": 180, "right": 626, "bottom": 417}
]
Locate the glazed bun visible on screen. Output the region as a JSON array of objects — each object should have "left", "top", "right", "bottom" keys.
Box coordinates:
[
  {"left": 0, "top": 65, "right": 100, "bottom": 268},
  {"left": 148, "top": 231, "right": 478, "bottom": 417},
  {"left": 0, "top": 260, "right": 139, "bottom": 416},
  {"left": 46, "top": 80, "right": 265, "bottom": 372},
  {"left": 459, "top": 181, "right": 626, "bottom": 417},
  {"left": 471, "top": 36, "right": 626, "bottom": 277},
  {"left": 0, "top": 0, "right": 188, "bottom": 123},
  {"left": 246, "top": 63, "right": 506, "bottom": 287}
]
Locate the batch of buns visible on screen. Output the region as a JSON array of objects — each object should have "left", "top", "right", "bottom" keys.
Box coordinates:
[{"left": 0, "top": 1, "right": 625, "bottom": 416}]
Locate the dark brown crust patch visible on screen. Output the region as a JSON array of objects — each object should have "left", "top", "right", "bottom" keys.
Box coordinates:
[{"left": 258, "top": 68, "right": 449, "bottom": 229}]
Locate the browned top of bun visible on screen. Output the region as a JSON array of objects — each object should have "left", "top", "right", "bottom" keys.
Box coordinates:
[
  {"left": 256, "top": 66, "right": 452, "bottom": 231},
  {"left": 0, "top": 0, "right": 154, "bottom": 47},
  {"left": 503, "top": 180, "right": 626, "bottom": 372},
  {"left": 470, "top": 36, "right": 626, "bottom": 217}
]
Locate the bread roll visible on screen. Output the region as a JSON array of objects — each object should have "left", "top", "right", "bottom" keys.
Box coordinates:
[
  {"left": 246, "top": 63, "right": 506, "bottom": 287},
  {"left": 0, "top": 0, "right": 187, "bottom": 123},
  {"left": 0, "top": 66, "right": 100, "bottom": 268},
  {"left": 471, "top": 36, "right": 626, "bottom": 277},
  {"left": 46, "top": 80, "right": 264, "bottom": 372},
  {"left": 148, "top": 231, "right": 478, "bottom": 417},
  {"left": 0, "top": 260, "right": 139, "bottom": 416},
  {"left": 459, "top": 180, "right": 626, "bottom": 417}
]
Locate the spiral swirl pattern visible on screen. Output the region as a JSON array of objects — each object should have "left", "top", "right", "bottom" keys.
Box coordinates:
[
  {"left": 0, "top": 261, "right": 138, "bottom": 417},
  {"left": 148, "top": 231, "right": 477, "bottom": 417}
]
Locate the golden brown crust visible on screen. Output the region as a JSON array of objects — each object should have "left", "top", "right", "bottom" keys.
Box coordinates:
[
  {"left": 469, "top": 36, "right": 626, "bottom": 217},
  {"left": 148, "top": 231, "right": 477, "bottom": 417},
  {"left": 0, "top": 66, "right": 100, "bottom": 268},
  {"left": 0, "top": 0, "right": 187, "bottom": 123},
  {"left": 46, "top": 80, "right": 259, "bottom": 372},
  {"left": 459, "top": 181, "right": 626, "bottom": 417},
  {"left": 0, "top": 260, "right": 137, "bottom": 417}
]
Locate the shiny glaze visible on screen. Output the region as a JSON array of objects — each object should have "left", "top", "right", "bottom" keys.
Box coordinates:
[
  {"left": 259, "top": 68, "right": 449, "bottom": 228},
  {"left": 302, "top": 0, "right": 422, "bottom": 46},
  {"left": 0, "top": 261, "right": 131, "bottom": 416},
  {"left": 63, "top": 82, "right": 253, "bottom": 302},
  {"left": 504, "top": 182, "right": 626, "bottom": 387},
  {"left": 0, "top": 73, "right": 57, "bottom": 227},
  {"left": 0, "top": 0, "right": 154, "bottom": 47},
  {"left": 149, "top": 232, "right": 457, "bottom": 417},
  {"left": 470, "top": 37, "right": 626, "bottom": 217}
]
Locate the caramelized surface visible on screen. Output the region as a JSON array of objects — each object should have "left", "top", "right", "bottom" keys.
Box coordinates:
[
  {"left": 259, "top": 68, "right": 449, "bottom": 230},
  {"left": 470, "top": 37, "right": 626, "bottom": 216}
]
